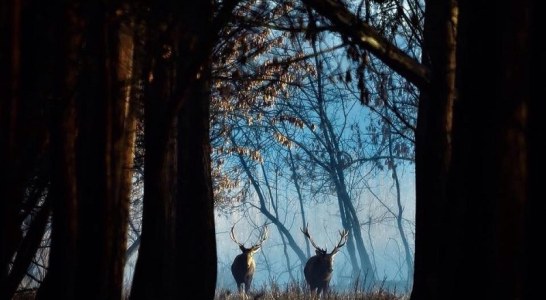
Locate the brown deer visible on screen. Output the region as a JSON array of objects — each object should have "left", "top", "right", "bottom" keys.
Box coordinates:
[
  {"left": 230, "top": 224, "right": 268, "bottom": 296},
  {"left": 301, "top": 224, "right": 349, "bottom": 296}
]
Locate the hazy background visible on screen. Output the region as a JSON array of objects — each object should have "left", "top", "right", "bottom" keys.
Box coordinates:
[{"left": 214, "top": 164, "right": 415, "bottom": 293}]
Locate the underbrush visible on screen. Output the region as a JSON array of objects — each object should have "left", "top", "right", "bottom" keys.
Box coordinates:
[
  {"left": 12, "top": 280, "right": 409, "bottom": 299},
  {"left": 215, "top": 281, "right": 409, "bottom": 300}
]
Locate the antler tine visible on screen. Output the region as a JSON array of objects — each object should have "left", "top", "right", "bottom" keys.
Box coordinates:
[
  {"left": 331, "top": 229, "right": 349, "bottom": 255},
  {"left": 230, "top": 225, "right": 244, "bottom": 247},
  {"left": 253, "top": 225, "right": 269, "bottom": 248},
  {"left": 301, "top": 223, "right": 325, "bottom": 252}
]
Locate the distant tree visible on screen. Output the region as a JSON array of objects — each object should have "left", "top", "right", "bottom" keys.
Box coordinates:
[{"left": 273, "top": 42, "right": 378, "bottom": 282}]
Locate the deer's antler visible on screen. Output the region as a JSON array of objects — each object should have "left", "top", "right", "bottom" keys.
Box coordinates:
[
  {"left": 301, "top": 223, "right": 326, "bottom": 254},
  {"left": 330, "top": 229, "right": 349, "bottom": 255}
]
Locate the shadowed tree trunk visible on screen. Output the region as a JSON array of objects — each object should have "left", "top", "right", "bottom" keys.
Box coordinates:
[
  {"left": 441, "top": 1, "right": 533, "bottom": 298},
  {"left": 129, "top": 5, "right": 178, "bottom": 297},
  {"left": 131, "top": 1, "right": 240, "bottom": 298},
  {"left": 73, "top": 2, "right": 132, "bottom": 298},
  {"left": 36, "top": 1, "right": 133, "bottom": 299},
  {"left": 0, "top": 0, "right": 23, "bottom": 293},
  {"left": 175, "top": 2, "right": 245, "bottom": 297},
  {"left": 0, "top": 1, "right": 50, "bottom": 294},
  {"left": 526, "top": 3, "right": 543, "bottom": 299},
  {"left": 35, "top": 2, "right": 82, "bottom": 298},
  {"left": 411, "top": 0, "right": 457, "bottom": 299},
  {"left": 174, "top": 2, "right": 218, "bottom": 297},
  {"left": 175, "top": 39, "right": 216, "bottom": 300}
]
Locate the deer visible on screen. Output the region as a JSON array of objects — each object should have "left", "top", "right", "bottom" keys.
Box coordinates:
[
  {"left": 230, "top": 224, "right": 268, "bottom": 297},
  {"left": 301, "top": 224, "right": 349, "bottom": 297}
]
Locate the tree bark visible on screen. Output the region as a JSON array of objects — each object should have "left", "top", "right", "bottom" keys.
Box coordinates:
[
  {"left": 175, "top": 53, "right": 217, "bottom": 300},
  {"left": 442, "top": 1, "right": 531, "bottom": 298},
  {"left": 526, "top": 3, "right": 543, "bottom": 298},
  {"left": 411, "top": 1, "right": 457, "bottom": 299},
  {"left": 129, "top": 11, "right": 178, "bottom": 298},
  {"left": 35, "top": 2, "right": 82, "bottom": 299},
  {"left": 0, "top": 0, "right": 23, "bottom": 293},
  {"left": 73, "top": 2, "right": 132, "bottom": 297}
]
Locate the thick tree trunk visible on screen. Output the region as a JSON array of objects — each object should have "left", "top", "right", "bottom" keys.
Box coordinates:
[
  {"left": 0, "top": 0, "right": 23, "bottom": 293},
  {"left": 35, "top": 2, "right": 82, "bottom": 299},
  {"left": 174, "top": 2, "right": 218, "bottom": 298},
  {"left": 74, "top": 2, "right": 115, "bottom": 297},
  {"left": 175, "top": 63, "right": 217, "bottom": 299},
  {"left": 73, "top": 3, "right": 132, "bottom": 298},
  {"left": 443, "top": 1, "right": 531, "bottom": 298},
  {"left": 411, "top": 1, "right": 457, "bottom": 299},
  {"left": 526, "top": 3, "right": 543, "bottom": 299},
  {"left": 129, "top": 19, "right": 178, "bottom": 298}
]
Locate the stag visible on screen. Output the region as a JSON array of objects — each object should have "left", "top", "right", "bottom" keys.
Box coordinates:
[
  {"left": 230, "top": 225, "right": 268, "bottom": 296},
  {"left": 301, "top": 224, "right": 349, "bottom": 296}
]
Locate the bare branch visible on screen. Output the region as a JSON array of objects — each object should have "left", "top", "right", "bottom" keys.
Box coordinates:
[{"left": 301, "top": 0, "right": 430, "bottom": 88}]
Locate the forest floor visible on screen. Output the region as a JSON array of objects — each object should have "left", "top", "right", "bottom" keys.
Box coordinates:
[{"left": 215, "top": 281, "right": 410, "bottom": 300}]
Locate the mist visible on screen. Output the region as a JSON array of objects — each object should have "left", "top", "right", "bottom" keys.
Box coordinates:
[{"left": 215, "top": 165, "right": 415, "bottom": 294}]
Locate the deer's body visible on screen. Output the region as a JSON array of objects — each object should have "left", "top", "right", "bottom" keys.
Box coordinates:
[
  {"left": 301, "top": 224, "right": 348, "bottom": 296},
  {"left": 231, "top": 246, "right": 257, "bottom": 294},
  {"left": 304, "top": 254, "right": 334, "bottom": 294},
  {"left": 230, "top": 225, "right": 268, "bottom": 296}
]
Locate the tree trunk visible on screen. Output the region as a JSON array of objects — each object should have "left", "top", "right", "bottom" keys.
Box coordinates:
[
  {"left": 72, "top": 3, "right": 132, "bottom": 297},
  {"left": 35, "top": 2, "right": 82, "bottom": 298},
  {"left": 388, "top": 132, "right": 414, "bottom": 285},
  {"left": 411, "top": 0, "right": 457, "bottom": 299},
  {"left": 129, "top": 13, "right": 178, "bottom": 298},
  {"left": 526, "top": 3, "right": 543, "bottom": 298},
  {"left": 175, "top": 55, "right": 217, "bottom": 300},
  {"left": 173, "top": 2, "right": 219, "bottom": 298},
  {"left": 0, "top": 0, "right": 23, "bottom": 293},
  {"left": 442, "top": 1, "right": 531, "bottom": 298}
]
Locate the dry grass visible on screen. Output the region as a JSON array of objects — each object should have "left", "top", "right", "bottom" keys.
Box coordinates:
[
  {"left": 215, "top": 281, "right": 409, "bottom": 300},
  {"left": 13, "top": 281, "right": 409, "bottom": 300}
]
